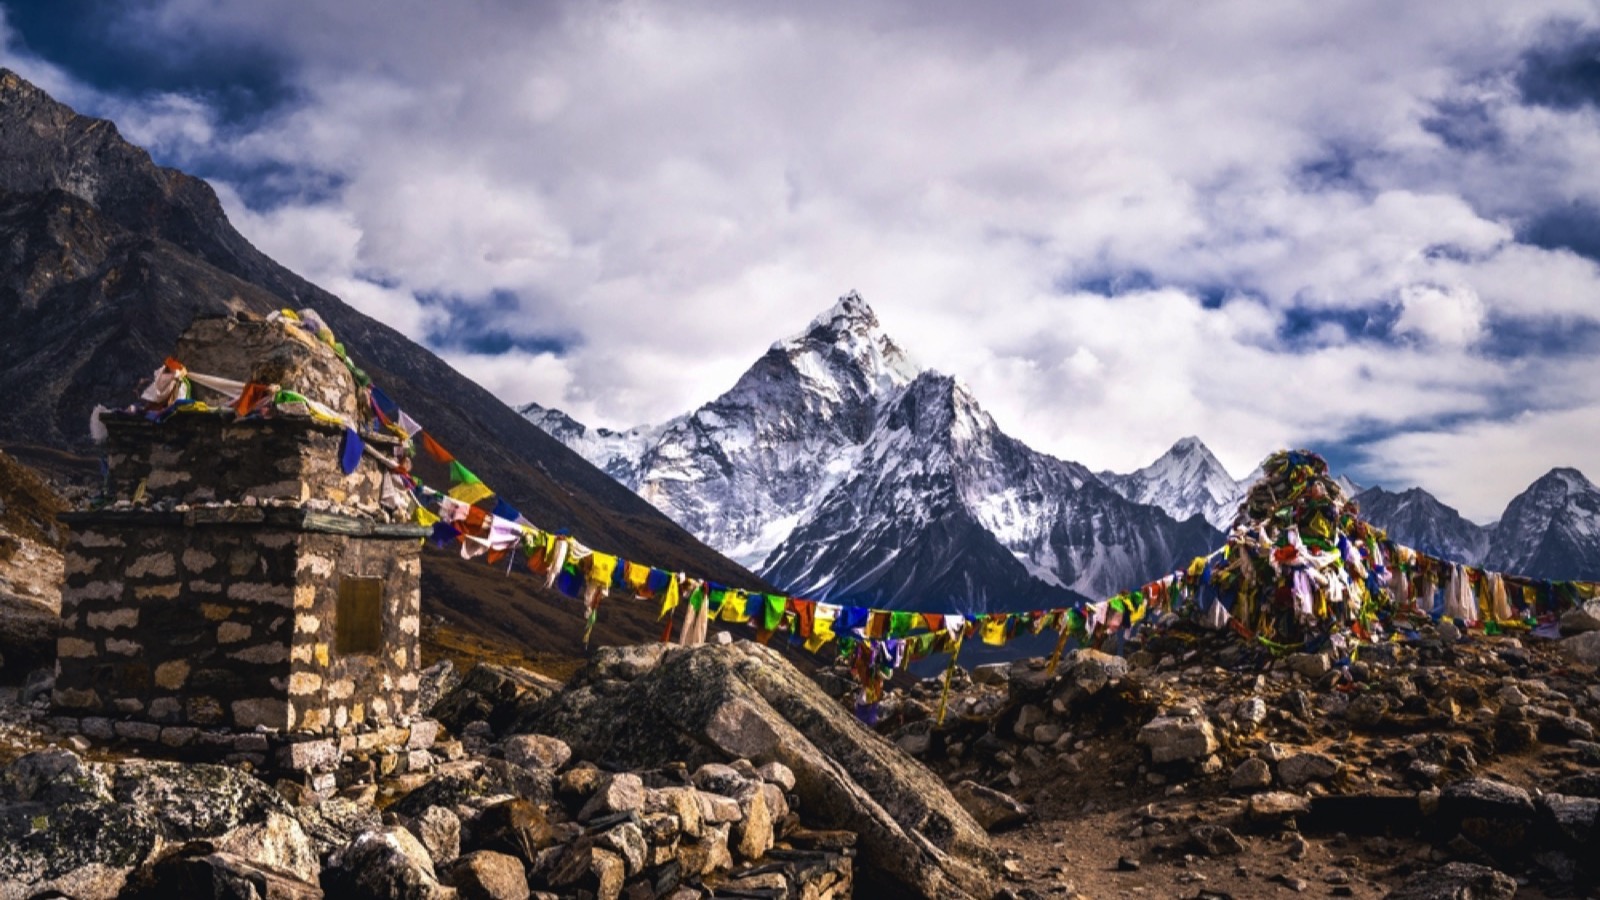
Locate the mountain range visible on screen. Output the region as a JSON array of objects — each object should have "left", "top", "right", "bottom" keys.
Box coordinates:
[
  {"left": 527, "top": 294, "right": 1600, "bottom": 596},
  {"left": 5, "top": 61, "right": 1590, "bottom": 645},
  {"left": 523, "top": 293, "right": 1220, "bottom": 613},
  {"left": 0, "top": 69, "right": 767, "bottom": 655}
]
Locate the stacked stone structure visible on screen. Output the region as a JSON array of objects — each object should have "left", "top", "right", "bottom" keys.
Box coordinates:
[{"left": 50, "top": 313, "right": 435, "bottom": 785}]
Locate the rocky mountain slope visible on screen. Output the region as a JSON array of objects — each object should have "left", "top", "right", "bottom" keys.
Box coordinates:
[
  {"left": 1486, "top": 467, "right": 1600, "bottom": 581},
  {"left": 1353, "top": 485, "right": 1491, "bottom": 565},
  {"left": 0, "top": 69, "right": 764, "bottom": 652},
  {"left": 526, "top": 294, "right": 1218, "bottom": 613}
]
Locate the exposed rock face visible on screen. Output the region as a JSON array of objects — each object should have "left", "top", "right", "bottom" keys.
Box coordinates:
[{"left": 516, "top": 640, "right": 999, "bottom": 899}]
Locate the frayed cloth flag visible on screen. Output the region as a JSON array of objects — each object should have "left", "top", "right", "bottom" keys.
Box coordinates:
[
  {"left": 339, "top": 427, "right": 364, "bottom": 475},
  {"left": 492, "top": 498, "right": 524, "bottom": 524},
  {"left": 420, "top": 432, "right": 455, "bottom": 464},
  {"left": 447, "top": 461, "right": 494, "bottom": 505},
  {"left": 429, "top": 522, "right": 462, "bottom": 548},
  {"left": 763, "top": 593, "right": 787, "bottom": 632}
]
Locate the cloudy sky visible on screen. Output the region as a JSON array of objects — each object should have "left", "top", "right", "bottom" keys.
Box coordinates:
[{"left": 4, "top": 0, "right": 1599, "bottom": 522}]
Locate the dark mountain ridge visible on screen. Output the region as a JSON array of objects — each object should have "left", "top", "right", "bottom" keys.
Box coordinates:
[
  {"left": 0, "top": 69, "right": 766, "bottom": 650},
  {"left": 1352, "top": 485, "right": 1490, "bottom": 565}
]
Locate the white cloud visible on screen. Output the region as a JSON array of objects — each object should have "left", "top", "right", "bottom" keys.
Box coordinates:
[
  {"left": 1363, "top": 402, "right": 1600, "bottom": 523},
  {"left": 18, "top": 0, "right": 1600, "bottom": 511},
  {"left": 1394, "top": 283, "right": 1486, "bottom": 346}
]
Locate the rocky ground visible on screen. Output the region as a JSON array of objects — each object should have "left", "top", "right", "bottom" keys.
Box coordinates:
[
  {"left": 847, "top": 618, "right": 1600, "bottom": 899},
  {"left": 1, "top": 641, "right": 982, "bottom": 899},
  {"left": 8, "top": 570, "right": 1600, "bottom": 899}
]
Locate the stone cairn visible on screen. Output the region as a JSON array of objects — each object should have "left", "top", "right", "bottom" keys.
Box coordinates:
[{"left": 50, "top": 313, "right": 438, "bottom": 795}]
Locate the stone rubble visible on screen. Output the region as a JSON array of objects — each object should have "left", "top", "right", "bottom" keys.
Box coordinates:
[
  {"left": 851, "top": 617, "right": 1600, "bottom": 897},
  {"left": 0, "top": 643, "right": 867, "bottom": 900}
]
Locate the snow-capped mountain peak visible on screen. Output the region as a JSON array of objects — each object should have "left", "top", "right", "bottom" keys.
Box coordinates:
[
  {"left": 516, "top": 400, "right": 659, "bottom": 486},
  {"left": 770, "top": 290, "right": 922, "bottom": 398},
  {"left": 1486, "top": 467, "right": 1600, "bottom": 580},
  {"left": 1099, "top": 437, "right": 1246, "bottom": 530},
  {"left": 521, "top": 291, "right": 1218, "bottom": 611}
]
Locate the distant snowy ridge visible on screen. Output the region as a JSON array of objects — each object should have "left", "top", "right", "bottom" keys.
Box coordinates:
[
  {"left": 1484, "top": 468, "right": 1600, "bottom": 581},
  {"left": 1097, "top": 436, "right": 1248, "bottom": 530},
  {"left": 1352, "top": 486, "right": 1490, "bottom": 565}
]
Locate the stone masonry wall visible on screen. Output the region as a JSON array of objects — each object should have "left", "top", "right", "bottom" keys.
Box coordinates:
[
  {"left": 55, "top": 511, "right": 422, "bottom": 742},
  {"left": 102, "top": 415, "right": 390, "bottom": 517},
  {"left": 288, "top": 532, "right": 422, "bottom": 733}
]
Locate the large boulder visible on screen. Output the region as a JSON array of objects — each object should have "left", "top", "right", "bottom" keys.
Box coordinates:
[
  {"left": 1385, "top": 861, "right": 1517, "bottom": 899},
  {"left": 441, "top": 850, "right": 529, "bottom": 900},
  {"left": 1560, "top": 599, "right": 1600, "bottom": 635},
  {"left": 431, "top": 663, "right": 564, "bottom": 736},
  {"left": 0, "top": 783, "right": 158, "bottom": 900},
  {"left": 119, "top": 846, "right": 324, "bottom": 900},
  {"left": 514, "top": 640, "right": 999, "bottom": 899},
  {"left": 1561, "top": 631, "right": 1600, "bottom": 667},
  {"left": 1137, "top": 712, "right": 1218, "bottom": 764},
  {"left": 322, "top": 827, "right": 452, "bottom": 900},
  {"left": 0, "top": 751, "right": 314, "bottom": 900},
  {"left": 0, "top": 593, "right": 59, "bottom": 683}
]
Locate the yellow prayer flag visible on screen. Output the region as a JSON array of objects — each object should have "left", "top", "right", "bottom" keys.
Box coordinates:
[
  {"left": 718, "top": 590, "right": 749, "bottom": 623},
  {"left": 981, "top": 616, "right": 1007, "bottom": 646},
  {"left": 657, "top": 576, "right": 680, "bottom": 620},
  {"left": 447, "top": 481, "right": 495, "bottom": 506},
  {"left": 586, "top": 552, "right": 618, "bottom": 588}
]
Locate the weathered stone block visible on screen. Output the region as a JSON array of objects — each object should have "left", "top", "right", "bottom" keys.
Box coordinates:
[
  {"left": 278, "top": 738, "right": 341, "bottom": 771},
  {"left": 127, "top": 553, "right": 177, "bottom": 579},
  {"left": 81, "top": 717, "right": 115, "bottom": 739},
  {"left": 187, "top": 695, "right": 225, "bottom": 724},
  {"left": 1137, "top": 713, "right": 1219, "bottom": 764},
  {"left": 229, "top": 644, "right": 289, "bottom": 665},
  {"left": 233, "top": 698, "right": 290, "bottom": 730},
  {"left": 57, "top": 637, "right": 96, "bottom": 658},
  {"left": 115, "top": 720, "right": 162, "bottom": 742},
  {"left": 160, "top": 726, "right": 199, "bottom": 747},
  {"left": 85, "top": 608, "right": 138, "bottom": 630}
]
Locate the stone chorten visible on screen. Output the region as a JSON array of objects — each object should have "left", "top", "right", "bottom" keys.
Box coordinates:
[{"left": 52, "top": 313, "right": 434, "bottom": 778}]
